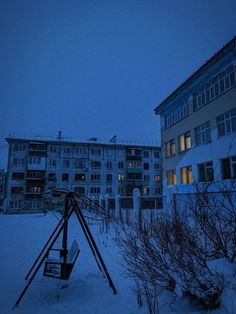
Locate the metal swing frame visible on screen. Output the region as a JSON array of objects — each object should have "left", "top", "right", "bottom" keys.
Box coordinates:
[{"left": 13, "top": 192, "right": 117, "bottom": 309}]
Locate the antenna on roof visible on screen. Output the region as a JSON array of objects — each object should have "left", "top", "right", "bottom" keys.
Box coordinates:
[
  {"left": 57, "top": 131, "right": 62, "bottom": 140},
  {"left": 109, "top": 135, "right": 117, "bottom": 143}
]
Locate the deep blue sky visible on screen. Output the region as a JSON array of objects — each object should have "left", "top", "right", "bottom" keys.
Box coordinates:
[{"left": 0, "top": 0, "right": 236, "bottom": 167}]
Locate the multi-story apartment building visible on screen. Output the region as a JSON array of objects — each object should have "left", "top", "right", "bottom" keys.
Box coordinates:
[
  {"left": 4, "top": 135, "right": 161, "bottom": 212},
  {"left": 154, "top": 37, "right": 236, "bottom": 207},
  {"left": 0, "top": 169, "right": 6, "bottom": 211}
]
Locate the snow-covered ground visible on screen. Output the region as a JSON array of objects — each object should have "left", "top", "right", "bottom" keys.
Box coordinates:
[{"left": 0, "top": 213, "right": 234, "bottom": 314}]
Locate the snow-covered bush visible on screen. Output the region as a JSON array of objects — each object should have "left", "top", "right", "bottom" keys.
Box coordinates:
[{"left": 117, "top": 208, "right": 224, "bottom": 311}]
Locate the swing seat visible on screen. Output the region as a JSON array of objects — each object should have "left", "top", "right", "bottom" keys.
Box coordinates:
[{"left": 43, "top": 240, "right": 80, "bottom": 280}]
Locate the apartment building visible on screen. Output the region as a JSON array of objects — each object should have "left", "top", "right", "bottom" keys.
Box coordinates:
[
  {"left": 154, "top": 37, "right": 236, "bottom": 206},
  {"left": 4, "top": 135, "right": 161, "bottom": 212}
]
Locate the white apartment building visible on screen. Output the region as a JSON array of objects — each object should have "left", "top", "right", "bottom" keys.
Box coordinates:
[
  {"left": 4, "top": 135, "right": 161, "bottom": 213},
  {"left": 154, "top": 37, "right": 236, "bottom": 207}
]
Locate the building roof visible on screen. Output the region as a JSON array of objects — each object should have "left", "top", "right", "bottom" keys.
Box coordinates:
[
  {"left": 5, "top": 135, "right": 160, "bottom": 149},
  {"left": 154, "top": 37, "right": 236, "bottom": 114}
]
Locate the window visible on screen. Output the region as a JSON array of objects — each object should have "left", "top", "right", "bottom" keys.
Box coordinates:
[
  {"left": 106, "top": 161, "right": 112, "bottom": 169},
  {"left": 221, "top": 156, "right": 236, "bottom": 180},
  {"left": 75, "top": 160, "right": 86, "bottom": 168},
  {"left": 13, "top": 158, "right": 25, "bottom": 166},
  {"left": 48, "top": 172, "right": 56, "bottom": 179},
  {"left": 90, "top": 148, "right": 101, "bottom": 156},
  {"left": 143, "top": 187, "right": 150, "bottom": 195},
  {"left": 11, "top": 186, "right": 23, "bottom": 194},
  {"left": 154, "top": 151, "right": 160, "bottom": 158},
  {"left": 63, "top": 160, "right": 70, "bottom": 168},
  {"left": 63, "top": 147, "right": 72, "bottom": 154},
  {"left": 118, "top": 187, "right": 124, "bottom": 194},
  {"left": 91, "top": 174, "right": 100, "bottom": 181},
  {"left": 75, "top": 173, "right": 85, "bottom": 181},
  {"left": 106, "top": 174, "right": 112, "bottom": 182},
  {"left": 106, "top": 187, "right": 112, "bottom": 194},
  {"left": 75, "top": 147, "right": 87, "bottom": 156},
  {"left": 49, "top": 146, "right": 57, "bottom": 153},
  {"left": 167, "top": 170, "right": 176, "bottom": 185},
  {"left": 74, "top": 187, "right": 85, "bottom": 194},
  {"left": 62, "top": 173, "right": 69, "bottom": 181},
  {"left": 118, "top": 162, "right": 124, "bottom": 169},
  {"left": 12, "top": 172, "right": 24, "bottom": 180},
  {"left": 27, "top": 171, "right": 44, "bottom": 178},
  {"left": 198, "top": 161, "right": 214, "bottom": 182},
  {"left": 193, "top": 65, "right": 235, "bottom": 111},
  {"left": 118, "top": 174, "right": 125, "bottom": 181},
  {"left": 143, "top": 163, "right": 149, "bottom": 170},
  {"left": 14, "top": 144, "right": 26, "bottom": 151},
  {"left": 217, "top": 108, "right": 236, "bottom": 137},
  {"left": 164, "top": 102, "right": 189, "bottom": 128},
  {"left": 128, "top": 160, "right": 142, "bottom": 168},
  {"left": 165, "top": 139, "right": 175, "bottom": 157},
  {"left": 144, "top": 175, "right": 149, "bottom": 182},
  {"left": 90, "top": 187, "right": 100, "bottom": 194},
  {"left": 195, "top": 121, "right": 211, "bottom": 145},
  {"left": 28, "top": 186, "right": 41, "bottom": 193},
  {"left": 154, "top": 175, "right": 161, "bottom": 182},
  {"left": 143, "top": 151, "right": 149, "bottom": 158},
  {"left": 155, "top": 187, "right": 161, "bottom": 194},
  {"left": 28, "top": 157, "right": 41, "bottom": 165},
  {"left": 91, "top": 161, "right": 101, "bottom": 168},
  {"left": 179, "top": 131, "right": 191, "bottom": 152},
  {"left": 154, "top": 163, "right": 160, "bottom": 170},
  {"left": 180, "top": 166, "right": 193, "bottom": 184},
  {"left": 127, "top": 173, "right": 142, "bottom": 180},
  {"left": 49, "top": 159, "right": 56, "bottom": 167}
]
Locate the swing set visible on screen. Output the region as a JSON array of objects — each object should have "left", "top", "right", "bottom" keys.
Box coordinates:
[{"left": 13, "top": 192, "right": 116, "bottom": 309}]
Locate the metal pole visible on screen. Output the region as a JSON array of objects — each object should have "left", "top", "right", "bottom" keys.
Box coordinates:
[{"left": 70, "top": 193, "right": 117, "bottom": 295}]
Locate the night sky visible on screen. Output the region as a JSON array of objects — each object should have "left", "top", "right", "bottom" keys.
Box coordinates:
[{"left": 0, "top": 0, "right": 236, "bottom": 167}]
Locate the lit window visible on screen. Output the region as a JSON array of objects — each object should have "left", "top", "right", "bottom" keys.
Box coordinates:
[
  {"left": 179, "top": 131, "right": 191, "bottom": 152},
  {"left": 154, "top": 175, "right": 161, "bottom": 182},
  {"left": 166, "top": 170, "right": 176, "bottom": 185},
  {"left": 180, "top": 166, "right": 193, "bottom": 184},
  {"left": 118, "top": 174, "right": 125, "bottom": 181},
  {"left": 165, "top": 139, "right": 176, "bottom": 157}
]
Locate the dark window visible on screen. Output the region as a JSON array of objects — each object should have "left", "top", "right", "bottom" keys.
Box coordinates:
[
  {"left": 12, "top": 172, "right": 24, "bottom": 180},
  {"left": 143, "top": 151, "right": 149, "bottom": 158},
  {"left": 106, "top": 174, "right": 112, "bottom": 182},
  {"left": 118, "top": 162, "right": 124, "bottom": 169},
  {"left": 91, "top": 174, "right": 100, "bottom": 181},
  {"left": 62, "top": 173, "right": 69, "bottom": 181},
  {"left": 74, "top": 187, "right": 85, "bottom": 194},
  {"left": 143, "top": 163, "right": 149, "bottom": 170},
  {"left": 75, "top": 173, "right": 85, "bottom": 181},
  {"left": 91, "top": 161, "right": 101, "bottom": 168},
  {"left": 11, "top": 186, "right": 23, "bottom": 194},
  {"left": 198, "top": 161, "right": 214, "bottom": 182},
  {"left": 221, "top": 158, "right": 231, "bottom": 180}
]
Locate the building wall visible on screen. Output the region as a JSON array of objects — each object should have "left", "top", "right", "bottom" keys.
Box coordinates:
[
  {"left": 155, "top": 38, "right": 236, "bottom": 207},
  {"left": 4, "top": 139, "right": 161, "bottom": 212}
]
